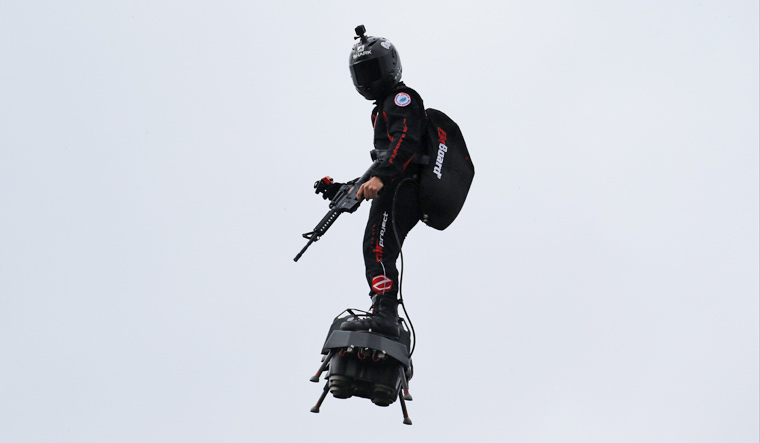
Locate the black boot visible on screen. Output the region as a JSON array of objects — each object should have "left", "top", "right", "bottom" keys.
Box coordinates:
[{"left": 341, "top": 295, "right": 401, "bottom": 339}]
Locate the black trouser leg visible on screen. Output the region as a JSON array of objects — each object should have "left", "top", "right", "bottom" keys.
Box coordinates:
[{"left": 362, "top": 180, "right": 421, "bottom": 299}]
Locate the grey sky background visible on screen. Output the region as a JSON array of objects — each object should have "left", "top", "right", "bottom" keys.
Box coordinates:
[{"left": 1, "top": 1, "right": 758, "bottom": 442}]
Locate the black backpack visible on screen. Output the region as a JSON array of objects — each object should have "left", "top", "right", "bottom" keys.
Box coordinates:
[{"left": 402, "top": 88, "right": 474, "bottom": 230}]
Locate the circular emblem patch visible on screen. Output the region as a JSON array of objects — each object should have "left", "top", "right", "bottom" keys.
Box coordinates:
[
  {"left": 394, "top": 92, "right": 411, "bottom": 107},
  {"left": 372, "top": 275, "right": 393, "bottom": 294}
]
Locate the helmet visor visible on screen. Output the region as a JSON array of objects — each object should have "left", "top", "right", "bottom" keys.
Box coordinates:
[{"left": 351, "top": 56, "right": 394, "bottom": 87}]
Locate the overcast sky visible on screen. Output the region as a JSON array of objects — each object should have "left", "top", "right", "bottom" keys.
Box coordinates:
[{"left": 1, "top": 1, "right": 758, "bottom": 442}]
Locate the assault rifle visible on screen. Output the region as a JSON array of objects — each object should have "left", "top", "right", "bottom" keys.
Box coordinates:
[{"left": 294, "top": 160, "right": 381, "bottom": 262}]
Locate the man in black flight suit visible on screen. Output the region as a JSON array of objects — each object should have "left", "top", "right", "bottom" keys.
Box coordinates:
[{"left": 339, "top": 25, "right": 425, "bottom": 339}]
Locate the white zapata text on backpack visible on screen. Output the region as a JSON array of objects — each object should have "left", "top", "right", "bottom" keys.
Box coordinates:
[{"left": 433, "top": 127, "right": 448, "bottom": 179}]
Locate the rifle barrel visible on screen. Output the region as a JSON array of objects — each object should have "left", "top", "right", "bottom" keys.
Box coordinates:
[{"left": 293, "top": 237, "right": 316, "bottom": 262}]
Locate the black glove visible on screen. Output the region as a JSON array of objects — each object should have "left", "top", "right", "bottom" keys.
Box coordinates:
[{"left": 314, "top": 176, "right": 343, "bottom": 200}]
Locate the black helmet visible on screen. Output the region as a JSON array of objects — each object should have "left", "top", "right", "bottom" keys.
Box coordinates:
[{"left": 349, "top": 25, "right": 402, "bottom": 100}]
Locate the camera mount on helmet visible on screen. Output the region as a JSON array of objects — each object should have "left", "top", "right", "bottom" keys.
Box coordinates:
[{"left": 355, "top": 25, "right": 368, "bottom": 43}]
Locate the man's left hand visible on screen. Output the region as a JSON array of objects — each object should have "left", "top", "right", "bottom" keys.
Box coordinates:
[{"left": 357, "top": 176, "right": 384, "bottom": 200}]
